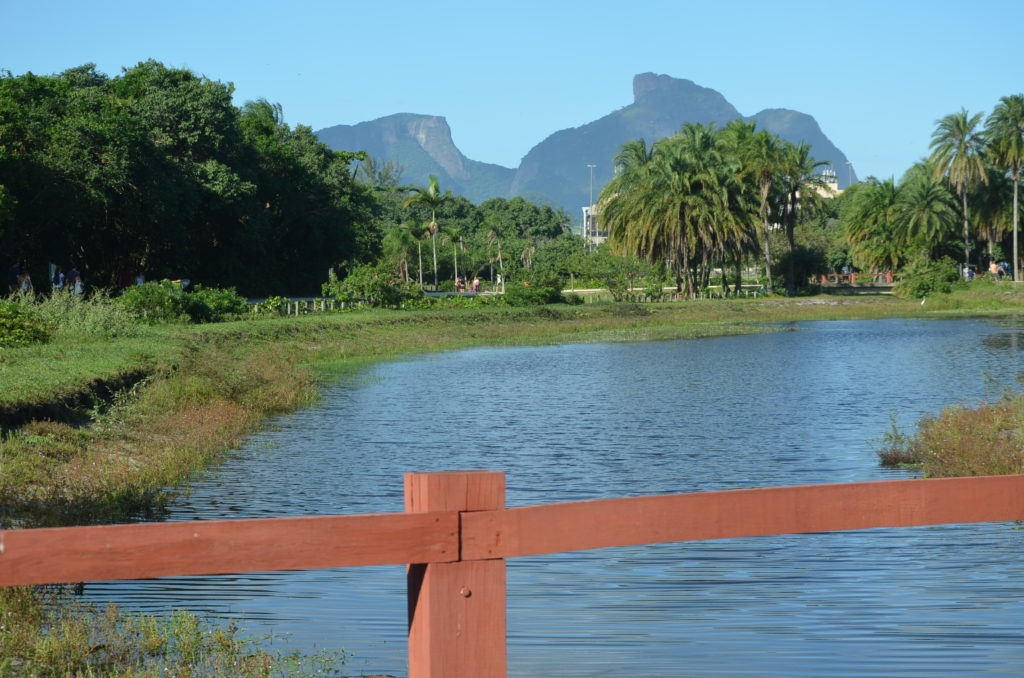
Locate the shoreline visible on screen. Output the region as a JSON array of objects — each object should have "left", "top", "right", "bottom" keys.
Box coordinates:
[{"left": 2, "top": 293, "right": 1023, "bottom": 529}]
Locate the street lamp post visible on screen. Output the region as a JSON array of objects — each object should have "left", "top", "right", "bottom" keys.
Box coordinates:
[{"left": 586, "top": 164, "right": 596, "bottom": 245}]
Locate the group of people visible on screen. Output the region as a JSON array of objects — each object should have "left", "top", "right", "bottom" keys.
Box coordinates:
[
  {"left": 988, "top": 260, "right": 1012, "bottom": 280},
  {"left": 455, "top": 276, "right": 481, "bottom": 293},
  {"left": 6, "top": 263, "right": 83, "bottom": 296}
]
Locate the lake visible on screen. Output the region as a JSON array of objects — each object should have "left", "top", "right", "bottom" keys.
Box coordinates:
[{"left": 86, "top": 318, "right": 1024, "bottom": 676}]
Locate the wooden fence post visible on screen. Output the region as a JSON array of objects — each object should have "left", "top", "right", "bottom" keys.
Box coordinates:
[{"left": 405, "top": 471, "right": 506, "bottom": 678}]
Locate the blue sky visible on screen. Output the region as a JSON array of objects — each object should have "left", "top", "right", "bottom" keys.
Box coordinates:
[{"left": 3, "top": 0, "right": 1021, "bottom": 183}]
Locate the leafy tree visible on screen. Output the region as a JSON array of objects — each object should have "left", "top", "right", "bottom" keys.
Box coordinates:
[{"left": 929, "top": 109, "right": 988, "bottom": 267}]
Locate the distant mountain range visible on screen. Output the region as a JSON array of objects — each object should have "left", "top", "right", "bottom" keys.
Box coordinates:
[{"left": 316, "top": 73, "right": 856, "bottom": 219}]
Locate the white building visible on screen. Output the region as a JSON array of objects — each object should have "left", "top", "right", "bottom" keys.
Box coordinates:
[{"left": 581, "top": 205, "right": 608, "bottom": 250}]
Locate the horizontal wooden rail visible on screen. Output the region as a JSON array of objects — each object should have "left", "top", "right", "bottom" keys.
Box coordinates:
[
  {"left": 461, "top": 475, "right": 1024, "bottom": 559},
  {"left": 0, "top": 511, "right": 457, "bottom": 587},
  {"left": 4, "top": 471, "right": 1024, "bottom": 678}
]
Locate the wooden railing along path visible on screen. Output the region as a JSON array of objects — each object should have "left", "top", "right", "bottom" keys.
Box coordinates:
[
  {"left": 3, "top": 471, "right": 1024, "bottom": 677},
  {"left": 820, "top": 272, "right": 897, "bottom": 286}
]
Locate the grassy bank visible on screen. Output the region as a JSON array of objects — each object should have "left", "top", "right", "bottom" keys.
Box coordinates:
[
  {"left": 4, "top": 292, "right": 1024, "bottom": 527},
  {"left": 3, "top": 289, "right": 1024, "bottom": 676}
]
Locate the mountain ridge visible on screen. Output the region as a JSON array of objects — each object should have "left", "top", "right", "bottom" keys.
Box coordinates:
[{"left": 316, "top": 73, "right": 856, "bottom": 217}]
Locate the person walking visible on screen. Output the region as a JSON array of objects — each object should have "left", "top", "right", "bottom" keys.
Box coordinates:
[
  {"left": 52, "top": 266, "right": 65, "bottom": 291},
  {"left": 17, "top": 268, "right": 33, "bottom": 294},
  {"left": 67, "top": 266, "right": 82, "bottom": 294}
]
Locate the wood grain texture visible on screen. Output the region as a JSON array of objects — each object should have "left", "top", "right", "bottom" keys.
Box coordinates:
[
  {"left": 406, "top": 471, "right": 506, "bottom": 678},
  {"left": 461, "top": 475, "right": 1024, "bottom": 560},
  {"left": 0, "top": 512, "right": 457, "bottom": 587}
]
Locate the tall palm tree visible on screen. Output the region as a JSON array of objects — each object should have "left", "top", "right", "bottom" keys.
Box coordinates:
[
  {"left": 718, "top": 120, "right": 760, "bottom": 294},
  {"left": 929, "top": 109, "right": 988, "bottom": 268},
  {"left": 403, "top": 175, "right": 450, "bottom": 287},
  {"left": 777, "top": 142, "right": 830, "bottom": 294},
  {"left": 736, "top": 129, "right": 783, "bottom": 294},
  {"left": 986, "top": 94, "right": 1024, "bottom": 280}
]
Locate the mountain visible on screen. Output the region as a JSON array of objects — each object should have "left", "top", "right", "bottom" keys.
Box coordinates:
[
  {"left": 315, "top": 73, "right": 856, "bottom": 218},
  {"left": 316, "top": 113, "right": 515, "bottom": 203}
]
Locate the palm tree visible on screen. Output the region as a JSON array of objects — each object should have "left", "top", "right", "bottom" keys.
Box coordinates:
[
  {"left": 718, "top": 120, "right": 759, "bottom": 294},
  {"left": 602, "top": 123, "right": 748, "bottom": 298},
  {"left": 843, "top": 178, "right": 904, "bottom": 272},
  {"left": 969, "top": 165, "right": 1015, "bottom": 261},
  {"left": 439, "top": 225, "right": 463, "bottom": 285},
  {"left": 777, "top": 141, "right": 830, "bottom": 294},
  {"left": 986, "top": 94, "right": 1024, "bottom": 280},
  {"left": 485, "top": 228, "right": 505, "bottom": 291},
  {"left": 382, "top": 223, "right": 417, "bottom": 282},
  {"left": 929, "top": 109, "right": 988, "bottom": 268},
  {"left": 731, "top": 127, "right": 783, "bottom": 294},
  {"left": 403, "top": 175, "right": 450, "bottom": 287},
  {"left": 896, "top": 163, "right": 958, "bottom": 259}
]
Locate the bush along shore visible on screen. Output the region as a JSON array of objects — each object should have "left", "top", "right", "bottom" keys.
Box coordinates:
[
  {"left": 4, "top": 286, "right": 1024, "bottom": 675},
  {"left": 877, "top": 388, "right": 1024, "bottom": 477}
]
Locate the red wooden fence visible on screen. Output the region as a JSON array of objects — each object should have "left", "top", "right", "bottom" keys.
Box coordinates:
[{"left": 3, "top": 471, "right": 1024, "bottom": 677}]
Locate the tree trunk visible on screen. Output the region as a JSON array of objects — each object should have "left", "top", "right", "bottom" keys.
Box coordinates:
[
  {"left": 417, "top": 242, "right": 423, "bottom": 285},
  {"left": 962, "top": 190, "right": 970, "bottom": 268},
  {"left": 431, "top": 234, "right": 438, "bottom": 287},
  {"left": 785, "top": 222, "right": 797, "bottom": 296},
  {"left": 1014, "top": 169, "right": 1020, "bottom": 281}
]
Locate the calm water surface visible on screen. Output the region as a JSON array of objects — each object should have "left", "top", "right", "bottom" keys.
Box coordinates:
[{"left": 87, "top": 318, "right": 1024, "bottom": 676}]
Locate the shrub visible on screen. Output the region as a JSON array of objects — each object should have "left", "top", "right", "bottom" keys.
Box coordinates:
[
  {"left": 502, "top": 281, "right": 563, "bottom": 306},
  {"left": 117, "top": 281, "right": 190, "bottom": 323},
  {"left": 254, "top": 295, "right": 288, "bottom": 316},
  {"left": 118, "top": 281, "right": 248, "bottom": 323},
  {"left": 893, "top": 255, "right": 962, "bottom": 299},
  {"left": 27, "top": 290, "right": 142, "bottom": 339},
  {"left": 186, "top": 285, "right": 248, "bottom": 322},
  {"left": 330, "top": 263, "right": 423, "bottom": 309},
  {"left": 562, "top": 292, "right": 584, "bottom": 305},
  {"left": 0, "top": 300, "right": 50, "bottom": 347}
]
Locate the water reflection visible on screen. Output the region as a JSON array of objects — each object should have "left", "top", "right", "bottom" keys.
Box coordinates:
[{"left": 85, "top": 318, "right": 1024, "bottom": 677}]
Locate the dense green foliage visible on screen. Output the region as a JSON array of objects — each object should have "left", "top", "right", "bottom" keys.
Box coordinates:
[
  {"left": 1, "top": 62, "right": 372, "bottom": 296},
  {"left": 892, "top": 255, "right": 962, "bottom": 298},
  {"left": 117, "top": 281, "right": 247, "bottom": 323},
  {"left": 0, "top": 299, "right": 50, "bottom": 346},
  {"left": 599, "top": 121, "right": 838, "bottom": 298}
]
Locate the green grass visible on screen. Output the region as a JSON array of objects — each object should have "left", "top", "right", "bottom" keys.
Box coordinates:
[{"left": 0, "top": 586, "right": 347, "bottom": 677}]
